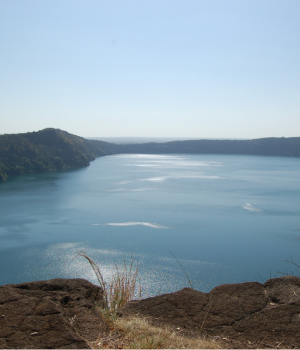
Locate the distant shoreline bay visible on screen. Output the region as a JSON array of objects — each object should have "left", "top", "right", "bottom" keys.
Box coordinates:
[{"left": 1, "top": 128, "right": 300, "bottom": 182}]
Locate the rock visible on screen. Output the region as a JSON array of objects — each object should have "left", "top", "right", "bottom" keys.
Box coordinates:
[
  {"left": 0, "top": 278, "right": 106, "bottom": 349},
  {"left": 121, "top": 276, "right": 300, "bottom": 349},
  {"left": 2, "top": 276, "right": 300, "bottom": 348}
]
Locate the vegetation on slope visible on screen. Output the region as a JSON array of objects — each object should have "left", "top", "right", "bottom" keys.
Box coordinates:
[
  {"left": 113, "top": 137, "right": 300, "bottom": 157},
  {"left": 0, "top": 128, "right": 114, "bottom": 181},
  {"left": 1, "top": 128, "right": 300, "bottom": 182}
]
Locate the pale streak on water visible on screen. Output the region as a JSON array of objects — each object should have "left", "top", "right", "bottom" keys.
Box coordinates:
[{"left": 1, "top": 154, "right": 300, "bottom": 296}]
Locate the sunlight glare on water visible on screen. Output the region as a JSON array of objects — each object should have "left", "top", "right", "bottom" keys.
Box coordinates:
[{"left": 1, "top": 153, "right": 300, "bottom": 295}]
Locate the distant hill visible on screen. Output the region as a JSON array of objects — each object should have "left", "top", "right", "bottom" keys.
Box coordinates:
[
  {"left": 112, "top": 137, "right": 300, "bottom": 157},
  {"left": 0, "top": 128, "right": 114, "bottom": 181},
  {"left": 1, "top": 128, "right": 300, "bottom": 181}
]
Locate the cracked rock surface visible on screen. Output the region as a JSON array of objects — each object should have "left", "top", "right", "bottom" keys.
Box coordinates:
[
  {"left": 0, "top": 278, "right": 106, "bottom": 349},
  {"left": 121, "top": 276, "right": 300, "bottom": 349}
]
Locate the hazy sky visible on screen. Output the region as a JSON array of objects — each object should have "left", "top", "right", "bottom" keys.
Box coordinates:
[{"left": 1, "top": 0, "right": 299, "bottom": 138}]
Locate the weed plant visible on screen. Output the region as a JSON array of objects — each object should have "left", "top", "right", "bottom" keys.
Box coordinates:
[
  {"left": 78, "top": 252, "right": 140, "bottom": 313},
  {"left": 79, "top": 252, "right": 220, "bottom": 349}
]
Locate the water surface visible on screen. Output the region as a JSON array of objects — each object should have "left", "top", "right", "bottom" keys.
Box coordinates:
[{"left": 1, "top": 154, "right": 300, "bottom": 296}]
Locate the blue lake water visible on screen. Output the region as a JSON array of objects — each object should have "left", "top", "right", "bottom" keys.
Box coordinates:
[{"left": 1, "top": 154, "right": 300, "bottom": 297}]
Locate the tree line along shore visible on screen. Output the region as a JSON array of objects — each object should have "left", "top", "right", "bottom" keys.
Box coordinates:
[{"left": 1, "top": 128, "right": 300, "bottom": 182}]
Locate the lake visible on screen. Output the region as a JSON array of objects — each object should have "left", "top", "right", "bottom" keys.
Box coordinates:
[{"left": 1, "top": 153, "right": 300, "bottom": 297}]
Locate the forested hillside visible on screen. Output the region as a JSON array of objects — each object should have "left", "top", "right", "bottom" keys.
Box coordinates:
[
  {"left": 1, "top": 128, "right": 300, "bottom": 182},
  {"left": 113, "top": 137, "right": 300, "bottom": 157},
  {"left": 0, "top": 128, "right": 114, "bottom": 181}
]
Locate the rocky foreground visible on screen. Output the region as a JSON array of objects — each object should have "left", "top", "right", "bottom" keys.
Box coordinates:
[
  {"left": 0, "top": 279, "right": 107, "bottom": 349},
  {"left": 1, "top": 276, "right": 300, "bottom": 348}
]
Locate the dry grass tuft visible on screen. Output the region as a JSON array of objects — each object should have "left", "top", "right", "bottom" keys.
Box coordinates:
[
  {"left": 79, "top": 253, "right": 220, "bottom": 349},
  {"left": 78, "top": 252, "right": 140, "bottom": 313},
  {"left": 91, "top": 316, "right": 220, "bottom": 349},
  {"left": 108, "top": 258, "right": 141, "bottom": 312}
]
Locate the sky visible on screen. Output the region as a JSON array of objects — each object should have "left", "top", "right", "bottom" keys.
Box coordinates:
[{"left": 1, "top": 0, "right": 300, "bottom": 139}]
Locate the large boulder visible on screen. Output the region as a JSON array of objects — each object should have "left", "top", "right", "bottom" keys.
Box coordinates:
[
  {"left": 0, "top": 278, "right": 106, "bottom": 349},
  {"left": 121, "top": 276, "right": 300, "bottom": 348}
]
